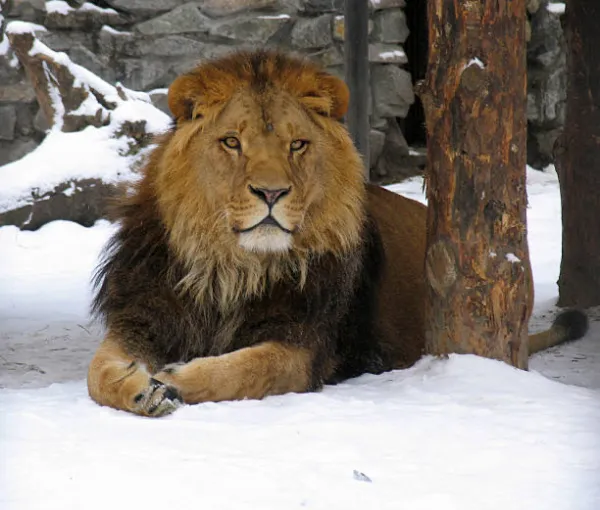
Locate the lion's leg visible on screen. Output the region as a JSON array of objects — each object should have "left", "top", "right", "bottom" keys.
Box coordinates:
[
  {"left": 153, "top": 342, "right": 314, "bottom": 404},
  {"left": 87, "top": 334, "right": 182, "bottom": 417}
]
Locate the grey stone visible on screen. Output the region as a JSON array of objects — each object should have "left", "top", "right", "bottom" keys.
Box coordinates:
[
  {"left": 45, "top": 3, "right": 129, "bottom": 30},
  {"left": 210, "top": 14, "right": 291, "bottom": 43},
  {"left": 291, "top": 14, "right": 333, "bottom": 49},
  {"left": 0, "top": 106, "right": 17, "bottom": 141},
  {"left": 197, "top": 0, "right": 290, "bottom": 18},
  {"left": 300, "top": 0, "right": 343, "bottom": 14},
  {"left": 135, "top": 3, "right": 212, "bottom": 35},
  {"left": 123, "top": 35, "right": 209, "bottom": 57},
  {"left": 149, "top": 89, "right": 172, "bottom": 117},
  {"left": 5, "top": 0, "right": 46, "bottom": 23},
  {"left": 14, "top": 102, "right": 37, "bottom": 137},
  {"left": 0, "top": 51, "right": 26, "bottom": 87},
  {"left": 69, "top": 45, "right": 116, "bottom": 83},
  {"left": 38, "top": 31, "right": 93, "bottom": 52},
  {"left": 369, "top": 0, "right": 405, "bottom": 10},
  {"left": 120, "top": 58, "right": 174, "bottom": 90},
  {"left": 371, "top": 64, "right": 414, "bottom": 118},
  {"left": 0, "top": 178, "right": 119, "bottom": 231},
  {"left": 97, "top": 26, "right": 135, "bottom": 58},
  {"left": 170, "top": 46, "right": 240, "bottom": 74},
  {"left": 0, "top": 138, "right": 39, "bottom": 166},
  {"left": 333, "top": 15, "right": 372, "bottom": 41},
  {"left": 34, "top": 108, "right": 50, "bottom": 134},
  {"left": 199, "top": 0, "right": 281, "bottom": 17},
  {"left": 372, "top": 8, "right": 409, "bottom": 44},
  {"left": 0, "top": 82, "right": 37, "bottom": 103},
  {"left": 369, "top": 129, "right": 385, "bottom": 169},
  {"left": 528, "top": 5, "right": 563, "bottom": 68},
  {"left": 369, "top": 44, "right": 407, "bottom": 64},
  {"left": 104, "top": 0, "right": 185, "bottom": 17},
  {"left": 527, "top": 127, "right": 562, "bottom": 170},
  {"left": 374, "top": 119, "right": 423, "bottom": 181},
  {"left": 306, "top": 46, "right": 343, "bottom": 67}
]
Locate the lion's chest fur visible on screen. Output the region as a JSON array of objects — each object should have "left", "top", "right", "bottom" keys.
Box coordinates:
[{"left": 93, "top": 208, "right": 389, "bottom": 382}]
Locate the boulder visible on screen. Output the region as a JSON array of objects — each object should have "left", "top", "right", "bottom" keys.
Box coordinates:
[
  {"left": 372, "top": 8, "right": 409, "bottom": 43},
  {"left": 0, "top": 178, "right": 120, "bottom": 231},
  {"left": 299, "top": 0, "right": 343, "bottom": 14},
  {"left": 135, "top": 4, "right": 212, "bottom": 36},
  {"left": 291, "top": 14, "right": 333, "bottom": 49},
  {"left": 104, "top": 0, "right": 185, "bottom": 17},
  {"left": 0, "top": 106, "right": 17, "bottom": 141},
  {"left": 199, "top": 0, "right": 281, "bottom": 17},
  {"left": 209, "top": 14, "right": 292, "bottom": 43},
  {"left": 371, "top": 64, "right": 414, "bottom": 118},
  {"left": 373, "top": 119, "right": 425, "bottom": 182},
  {"left": 45, "top": 1, "right": 129, "bottom": 30},
  {"left": 369, "top": 43, "right": 407, "bottom": 64}
]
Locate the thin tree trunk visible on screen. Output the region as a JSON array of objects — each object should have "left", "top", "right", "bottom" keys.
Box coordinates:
[
  {"left": 556, "top": 0, "right": 600, "bottom": 308},
  {"left": 420, "top": 1, "right": 531, "bottom": 369}
]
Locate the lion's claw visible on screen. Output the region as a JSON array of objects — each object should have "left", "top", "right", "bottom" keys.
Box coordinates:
[{"left": 133, "top": 378, "right": 182, "bottom": 417}]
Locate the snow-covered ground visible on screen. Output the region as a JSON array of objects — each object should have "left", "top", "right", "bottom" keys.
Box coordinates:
[{"left": 1, "top": 164, "right": 599, "bottom": 509}]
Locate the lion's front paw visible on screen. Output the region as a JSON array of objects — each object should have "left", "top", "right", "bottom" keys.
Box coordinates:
[{"left": 132, "top": 377, "right": 183, "bottom": 417}]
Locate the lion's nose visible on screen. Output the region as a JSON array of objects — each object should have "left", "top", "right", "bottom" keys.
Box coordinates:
[{"left": 248, "top": 185, "right": 291, "bottom": 207}]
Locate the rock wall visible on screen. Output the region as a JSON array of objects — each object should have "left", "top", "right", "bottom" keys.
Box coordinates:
[
  {"left": 0, "top": 0, "right": 568, "bottom": 174},
  {"left": 527, "top": 0, "right": 567, "bottom": 169}
]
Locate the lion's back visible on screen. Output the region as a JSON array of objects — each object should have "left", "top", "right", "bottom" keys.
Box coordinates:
[{"left": 366, "top": 185, "right": 427, "bottom": 367}]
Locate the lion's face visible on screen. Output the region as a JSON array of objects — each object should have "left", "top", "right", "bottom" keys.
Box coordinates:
[
  {"left": 189, "top": 89, "right": 331, "bottom": 253},
  {"left": 157, "top": 51, "right": 366, "bottom": 260}
]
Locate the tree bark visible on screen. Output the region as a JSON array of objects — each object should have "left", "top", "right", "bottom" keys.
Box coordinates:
[
  {"left": 556, "top": 0, "right": 600, "bottom": 308},
  {"left": 420, "top": 1, "right": 531, "bottom": 369}
]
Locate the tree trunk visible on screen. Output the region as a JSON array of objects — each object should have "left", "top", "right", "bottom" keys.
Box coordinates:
[
  {"left": 420, "top": 1, "right": 530, "bottom": 369},
  {"left": 556, "top": 0, "right": 600, "bottom": 308}
]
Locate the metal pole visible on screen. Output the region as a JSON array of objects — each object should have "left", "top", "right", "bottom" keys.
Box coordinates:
[{"left": 344, "top": 0, "right": 370, "bottom": 178}]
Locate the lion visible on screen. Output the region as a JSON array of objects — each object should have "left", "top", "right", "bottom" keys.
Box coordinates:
[{"left": 88, "top": 50, "right": 588, "bottom": 417}]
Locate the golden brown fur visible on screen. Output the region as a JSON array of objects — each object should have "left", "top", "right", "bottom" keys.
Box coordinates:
[{"left": 88, "top": 50, "right": 587, "bottom": 417}]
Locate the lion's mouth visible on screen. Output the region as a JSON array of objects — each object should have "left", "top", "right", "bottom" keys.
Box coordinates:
[{"left": 233, "top": 215, "right": 293, "bottom": 235}]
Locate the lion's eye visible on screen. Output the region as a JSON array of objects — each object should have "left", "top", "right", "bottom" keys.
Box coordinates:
[
  {"left": 221, "top": 137, "right": 241, "bottom": 150},
  {"left": 290, "top": 139, "right": 308, "bottom": 152}
]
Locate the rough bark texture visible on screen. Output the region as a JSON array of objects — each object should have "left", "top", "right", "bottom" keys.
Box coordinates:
[
  {"left": 420, "top": 1, "right": 531, "bottom": 369},
  {"left": 556, "top": 0, "right": 600, "bottom": 308}
]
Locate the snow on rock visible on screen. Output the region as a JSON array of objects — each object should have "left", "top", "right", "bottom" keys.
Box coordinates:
[
  {"left": 4, "top": 20, "right": 47, "bottom": 35},
  {"left": 547, "top": 2, "right": 566, "bottom": 14},
  {"left": 45, "top": 0, "right": 73, "bottom": 15},
  {"left": 0, "top": 25, "right": 172, "bottom": 218}
]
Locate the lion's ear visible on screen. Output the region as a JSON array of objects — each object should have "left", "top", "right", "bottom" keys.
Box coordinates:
[
  {"left": 298, "top": 73, "right": 349, "bottom": 120},
  {"left": 168, "top": 74, "right": 208, "bottom": 122}
]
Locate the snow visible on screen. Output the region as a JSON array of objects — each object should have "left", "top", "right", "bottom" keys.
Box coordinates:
[
  {"left": 1, "top": 137, "right": 599, "bottom": 509},
  {"left": 547, "top": 2, "right": 566, "bottom": 14},
  {"left": 45, "top": 0, "right": 72, "bottom": 15},
  {"left": 100, "top": 24, "right": 131, "bottom": 36},
  {"left": 0, "top": 115, "right": 164, "bottom": 212},
  {"left": 0, "top": 34, "right": 9, "bottom": 56},
  {"left": 79, "top": 2, "right": 118, "bottom": 15},
  {"left": 258, "top": 14, "right": 291, "bottom": 19},
  {"left": 42, "top": 61, "right": 66, "bottom": 130},
  {"left": 378, "top": 49, "right": 406, "bottom": 61},
  {"left": 505, "top": 253, "right": 521, "bottom": 263},
  {"left": 465, "top": 57, "right": 485, "bottom": 70},
  {"left": 4, "top": 20, "right": 47, "bottom": 34},
  {"left": 45, "top": 1, "right": 118, "bottom": 16}
]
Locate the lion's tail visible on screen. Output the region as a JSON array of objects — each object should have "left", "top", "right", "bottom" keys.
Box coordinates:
[{"left": 529, "top": 309, "right": 589, "bottom": 355}]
